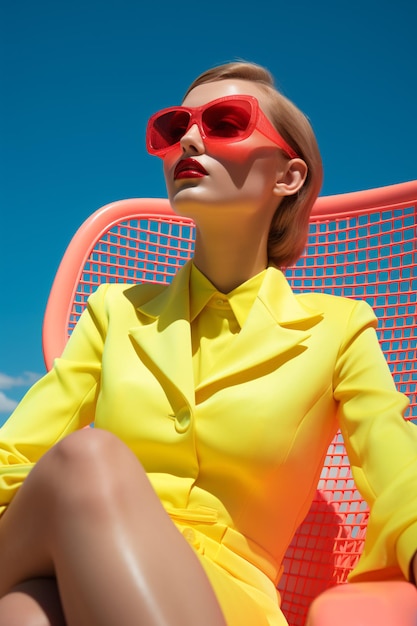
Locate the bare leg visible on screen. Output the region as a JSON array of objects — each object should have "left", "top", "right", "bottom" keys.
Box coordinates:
[
  {"left": 0, "top": 428, "right": 227, "bottom": 626},
  {"left": 306, "top": 580, "right": 417, "bottom": 626},
  {"left": 0, "top": 579, "right": 66, "bottom": 626}
]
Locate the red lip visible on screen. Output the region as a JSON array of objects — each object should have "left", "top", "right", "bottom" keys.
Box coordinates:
[{"left": 174, "top": 158, "right": 208, "bottom": 180}]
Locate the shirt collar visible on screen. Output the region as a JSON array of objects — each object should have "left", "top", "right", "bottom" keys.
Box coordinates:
[{"left": 189, "top": 263, "right": 267, "bottom": 328}]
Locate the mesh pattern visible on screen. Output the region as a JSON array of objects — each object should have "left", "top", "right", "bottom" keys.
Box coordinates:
[
  {"left": 278, "top": 435, "right": 370, "bottom": 624},
  {"left": 68, "top": 204, "right": 416, "bottom": 417},
  {"left": 287, "top": 206, "right": 416, "bottom": 420},
  {"left": 68, "top": 216, "right": 196, "bottom": 334},
  {"left": 279, "top": 204, "right": 416, "bottom": 625},
  {"left": 65, "top": 200, "right": 416, "bottom": 626}
]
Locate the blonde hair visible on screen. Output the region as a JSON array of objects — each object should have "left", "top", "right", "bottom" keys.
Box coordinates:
[{"left": 184, "top": 62, "right": 323, "bottom": 267}]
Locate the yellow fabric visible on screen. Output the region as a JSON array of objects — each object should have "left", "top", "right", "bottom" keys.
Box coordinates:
[
  {"left": 1, "top": 261, "right": 417, "bottom": 625},
  {"left": 190, "top": 264, "right": 266, "bottom": 385},
  {"left": 189, "top": 263, "right": 266, "bottom": 327}
]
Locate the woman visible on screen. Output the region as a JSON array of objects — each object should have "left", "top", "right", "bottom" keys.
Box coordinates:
[{"left": 0, "top": 61, "right": 416, "bottom": 626}]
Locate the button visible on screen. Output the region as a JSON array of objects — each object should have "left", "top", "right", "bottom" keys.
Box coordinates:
[
  {"left": 216, "top": 298, "right": 228, "bottom": 306},
  {"left": 175, "top": 407, "right": 191, "bottom": 433},
  {"left": 182, "top": 527, "right": 196, "bottom": 544},
  {"left": 182, "top": 527, "right": 202, "bottom": 552}
]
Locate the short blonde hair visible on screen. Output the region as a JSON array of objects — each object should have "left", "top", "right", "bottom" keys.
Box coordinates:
[{"left": 184, "top": 62, "right": 323, "bottom": 267}]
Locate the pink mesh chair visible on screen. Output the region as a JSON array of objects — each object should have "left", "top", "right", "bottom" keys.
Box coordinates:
[{"left": 42, "top": 180, "right": 417, "bottom": 625}]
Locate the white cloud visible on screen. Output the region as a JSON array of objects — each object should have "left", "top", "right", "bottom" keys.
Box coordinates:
[
  {"left": 0, "top": 391, "right": 18, "bottom": 413},
  {"left": 0, "top": 371, "right": 43, "bottom": 416},
  {"left": 0, "top": 371, "right": 42, "bottom": 390}
]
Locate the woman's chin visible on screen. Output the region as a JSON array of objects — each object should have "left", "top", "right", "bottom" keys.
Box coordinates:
[{"left": 169, "top": 185, "right": 214, "bottom": 214}]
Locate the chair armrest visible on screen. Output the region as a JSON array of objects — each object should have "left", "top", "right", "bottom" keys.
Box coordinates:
[{"left": 306, "top": 580, "right": 417, "bottom": 626}]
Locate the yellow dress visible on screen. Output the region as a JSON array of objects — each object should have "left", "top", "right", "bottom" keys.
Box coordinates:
[{"left": 1, "top": 261, "right": 417, "bottom": 625}]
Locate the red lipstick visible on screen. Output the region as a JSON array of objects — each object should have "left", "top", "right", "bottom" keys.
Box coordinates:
[{"left": 174, "top": 158, "right": 208, "bottom": 180}]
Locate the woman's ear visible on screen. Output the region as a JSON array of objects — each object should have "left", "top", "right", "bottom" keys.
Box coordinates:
[{"left": 273, "top": 158, "right": 308, "bottom": 197}]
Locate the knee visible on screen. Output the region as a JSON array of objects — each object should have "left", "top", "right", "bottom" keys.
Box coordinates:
[
  {"left": 49, "top": 428, "right": 132, "bottom": 474},
  {"left": 42, "top": 429, "right": 145, "bottom": 518},
  {"left": 49, "top": 428, "right": 118, "bottom": 468}
]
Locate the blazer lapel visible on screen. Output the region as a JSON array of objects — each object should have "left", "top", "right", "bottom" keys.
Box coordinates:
[
  {"left": 195, "top": 267, "right": 323, "bottom": 393},
  {"left": 127, "top": 263, "right": 195, "bottom": 411},
  {"left": 126, "top": 263, "right": 323, "bottom": 406}
]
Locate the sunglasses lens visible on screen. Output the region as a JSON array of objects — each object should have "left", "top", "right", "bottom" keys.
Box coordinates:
[
  {"left": 150, "top": 110, "right": 191, "bottom": 151},
  {"left": 202, "top": 100, "right": 252, "bottom": 139}
]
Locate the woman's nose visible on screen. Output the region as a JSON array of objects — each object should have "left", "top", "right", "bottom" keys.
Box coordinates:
[{"left": 180, "top": 123, "right": 205, "bottom": 154}]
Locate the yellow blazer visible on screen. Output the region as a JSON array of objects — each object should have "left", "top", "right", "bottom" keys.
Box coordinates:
[{"left": 1, "top": 262, "right": 417, "bottom": 593}]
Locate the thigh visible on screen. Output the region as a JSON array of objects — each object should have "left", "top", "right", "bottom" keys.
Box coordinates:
[
  {"left": 0, "top": 578, "right": 66, "bottom": 626},
  {"left": 0, "top": 430, "right": 228, "bottom": 626},
  {"left": 0, "top": 428, "right": 142, "bottom": 594}
]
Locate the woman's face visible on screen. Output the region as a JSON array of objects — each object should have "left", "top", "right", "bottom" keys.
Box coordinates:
[{"left": 162, "top": 79, "right": 291, "bottom": 223}]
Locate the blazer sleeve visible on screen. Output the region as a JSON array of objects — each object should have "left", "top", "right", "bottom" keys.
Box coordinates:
[
  {"left": 0, "top": 284, "right": 110, "bottom": 518},
  {"left": 333, "top": 298, "right": 417, "bottom": 582}
]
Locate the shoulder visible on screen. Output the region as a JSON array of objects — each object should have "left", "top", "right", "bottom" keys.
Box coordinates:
[
  {"left": 86, "top": 281, "right": 169, "bottom": 316},
  {"left": 297, "top": 290, "right": 378, "bottom": 328}
]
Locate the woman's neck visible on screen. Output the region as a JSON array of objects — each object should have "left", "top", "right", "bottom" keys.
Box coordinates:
[{"left": 192, "top": 219, "right": 270, "bottom": 293}]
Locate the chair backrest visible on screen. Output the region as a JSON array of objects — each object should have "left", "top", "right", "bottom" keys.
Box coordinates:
[{"left": 43, "top": 181, "right": 417, "bottom": 626}]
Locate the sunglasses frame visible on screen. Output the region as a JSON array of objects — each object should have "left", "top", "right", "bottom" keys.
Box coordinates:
[{"left": 146, "top": 95, "right": 299, "bottom": 159}]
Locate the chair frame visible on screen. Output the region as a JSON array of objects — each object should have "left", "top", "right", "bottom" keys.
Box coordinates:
[{"left": 42, "top": 180, "right": 417, "bottom": 625}]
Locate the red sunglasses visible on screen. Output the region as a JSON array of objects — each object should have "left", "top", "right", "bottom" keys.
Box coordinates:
[{"left": 146, "top": 95, "right": 299, "bottom": 159}]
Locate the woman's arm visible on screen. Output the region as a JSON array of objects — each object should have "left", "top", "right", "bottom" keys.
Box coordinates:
[
  {"left": 332, "top": 298, "right": 417, "bottom": 583},
  {"left": 0, "top": 283, "right": 109, "bottom": 516}
]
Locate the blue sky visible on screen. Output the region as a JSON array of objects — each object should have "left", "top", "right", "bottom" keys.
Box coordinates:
[{"left": 1, "top": 0, "right": 416, "bottom": 424}]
